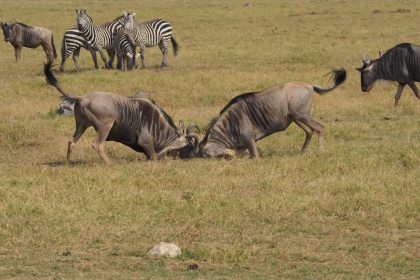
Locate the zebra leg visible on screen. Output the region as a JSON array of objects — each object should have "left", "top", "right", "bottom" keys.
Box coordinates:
[
  {"left": 89, "top": 49, "right": 99, "bottom": 69},
  {"left": 116, "top": 55, "right": 123, "bottom": 70},
  {"left": 98, "top": 49, "right": 110, "bottom": 69},
  {"left": 107, "top": 49, "right": 115, "bottom": 69},
  {"left": 407, "top": 80, "right": 420, "bottom": 99},
  {"left": 72, "top": 48, "right": 82, "bottom": 71},
  {"left": 140, "top": 47, "right": 145, "bottom": 69},
  {"left": 158, "top": 41, "right": 169, "bottom": 67},
  {"left": 60, "top": 52, "right": 70, "bottom": 72},
  {"left": 394, "top": 83, "right": 406, "bottom": 107},
  {"left": 14, "top": 46, "right": 22, "bottom": 62}
]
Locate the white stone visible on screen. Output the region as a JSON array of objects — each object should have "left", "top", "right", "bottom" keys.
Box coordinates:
[{"left": 147, "top": 242, "right": 182, "bottom": 258}]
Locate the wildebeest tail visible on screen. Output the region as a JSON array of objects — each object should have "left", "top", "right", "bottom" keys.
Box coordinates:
[
  {"left": 171, "top": 36, "right": 179, "bottom": 57},
  {"left": 44, "top": 61, "right": 80, "bottom": 101},
  {"left": 51, "top": 34, "right": 57, "bottom": 59},
  {"left": 313, "top": 68, "right": 346, "bottom": 94}
]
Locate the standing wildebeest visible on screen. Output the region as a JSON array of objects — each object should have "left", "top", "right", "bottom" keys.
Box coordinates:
[
  {"left": 356, "top": 43, "right": 420, "bottom": 107},
  {"left": 1, "top": 22, "right": 57, "bottom": 63},
  {"left": 197, "top": 69, "right": 346, "bottom": 159},
  {"left": 44, "top": 62, "right": 195, "bottom": 164}
]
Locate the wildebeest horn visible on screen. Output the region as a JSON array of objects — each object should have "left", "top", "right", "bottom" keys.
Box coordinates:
[
  {"left": 362, "top": 55, "right": 371, "bottom": 64},
  {"left": 178, "top": 120, "right": 185, "bottom": 135},
  {"left": 186, "top": 123, "right": 200, "bottom": 135}
]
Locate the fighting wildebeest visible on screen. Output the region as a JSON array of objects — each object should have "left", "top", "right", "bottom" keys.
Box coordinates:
[
  {"left": 356, "top": 43, "right": 420, "bottom": 107},
  {"left": 1, "top": 22, "right": 57, "bottom": 63},
  {"left": 44, "top": 62, "right": 195, "bottom": 164},
  {"left": 197, "top": 68, "right": 346, "bottom": 159}
]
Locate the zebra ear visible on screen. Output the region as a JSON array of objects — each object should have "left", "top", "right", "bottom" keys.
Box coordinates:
[
  {"left": 133, "top": 12, "right": 136, "bottom": 16},
  {"left": 76, "top": 9, "right": 79, "bottom": 13},
  {"left": 123, "top": 11, "right": 127, "bottom": 16}
]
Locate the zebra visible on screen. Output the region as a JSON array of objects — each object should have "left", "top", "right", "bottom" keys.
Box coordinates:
[
  {"left": 123, "top": 12, "right": 179, "bottom": 68},
  {"left": 76, "top": 9, "right": 126, "bottom": 69},
  {"left": 59, "top": 27, "right": 99, "bottom": 72},
  {"left": 112, "top": 29, "right": 138, "bottom": 71}
]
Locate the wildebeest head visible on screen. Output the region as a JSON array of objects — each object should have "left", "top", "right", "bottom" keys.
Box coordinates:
[
  {"left": 123, "top": 12, "right": 136, "bottom": 29},
  {"left": 76, "top": 9, "right": 90, "bottom": 31},
  {"left": 197, "top": 118, "right": 235, "bottom": 159},
  {"left": 1, "top": 22, "right": 11, "bottom": 42},
  {"left": 356, "top": 55, "right": 377, "bottom": 92}
]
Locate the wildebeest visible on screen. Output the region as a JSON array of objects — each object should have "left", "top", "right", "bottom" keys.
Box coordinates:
[
  {"left": 356, "top": 43, "right": 420, "bottom": 107},
  {"left": 44, "top": 62, "right": 195, "bottom": 164},
  {"left": 196, "top": 68, "right": 346, "bottom": 159},
  {"left": 1, "top": 22, "right": 57, "bottom": 63}
]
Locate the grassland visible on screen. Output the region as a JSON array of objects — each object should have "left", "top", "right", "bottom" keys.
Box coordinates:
[{"left": 0, "top": 0, "right": 419, "bottom": 279}]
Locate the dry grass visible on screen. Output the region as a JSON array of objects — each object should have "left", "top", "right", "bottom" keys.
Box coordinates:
[{"left": 0, "top": 0, "right": 419, "bottom": 279}]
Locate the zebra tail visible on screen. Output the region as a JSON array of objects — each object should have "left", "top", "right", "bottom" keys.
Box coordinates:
[
  {"left": 171, "top": 36, "right": 180, "bottom": 57},
  {"left": 51, "top": 34, "right": 58, "bottom": 59},
  {"left": 44, "top": 61, "right": 81, "bottom": 101}
]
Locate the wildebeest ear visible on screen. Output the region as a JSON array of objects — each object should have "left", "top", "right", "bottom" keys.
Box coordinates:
[
  {"left": 362, "top": 55, "right": 371, "bottom": 65},
  {"left": 179, "top": 120, "right": 185, "bottom": 134}
]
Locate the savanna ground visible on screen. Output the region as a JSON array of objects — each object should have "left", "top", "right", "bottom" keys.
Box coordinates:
[{"left": 0, "top": 0, "right": 419, "bottom": 279}]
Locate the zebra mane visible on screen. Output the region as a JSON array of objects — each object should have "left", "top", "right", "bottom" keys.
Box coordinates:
[
  {"left": 107, "top": 14, "right": 125, "bottom": 25},
  {"left": 219, "top": 91, "right": 258, "bottom": 115}
]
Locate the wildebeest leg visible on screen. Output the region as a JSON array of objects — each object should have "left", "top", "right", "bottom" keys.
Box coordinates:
[
  {"left": 72, "top": 48, "right": 82, "bottom": 71},
  {"left": 67, "top": 118, "right": 89, "bottom": 163},
  {"left": 297, "top": 116, "right": 325, "bottom": 151},
  {"left": 142, "top": 143, "right": 158, "bottom": 160},
  {"left": 14, "top": 46, "right": 22, "bottom": 62},
  {"left": 91, "top": 122, "right": 114, "bottom": 165},
  {"left": 294, "top": 120, "right": 313, "bottom": 152},
  {"left": 42, "top": 43, "right": 54, "bottom": 63},
  {"left": 394, "top": 83, "right": 406, "bottom": 107},
  {"left": 98, "top": 49, "right": 110, "bottom": 69},
  {"left": 406, "top": 80, "right": 420, "bottom": 99},
  {"left": 89, "top": 49, "right": 99, "bottom": 69},
  {"left": 158, "top": 40, "right": 168, "bottom": 67},
  {"left": 246, "top": 138, "right": 259, "bottom": 159}
]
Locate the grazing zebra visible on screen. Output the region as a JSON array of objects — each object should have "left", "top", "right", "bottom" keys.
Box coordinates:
[
  {"left": 1, "top": 22, "right": 57, "bottom": 63},
  {"left": 113, "top": 29, "right": 138, "bottom": 71},
  {"left": 76, "top": 9, "right": 126, "bottom": 69},
  {"left": 123, "top": 12, "right": 179, "bottom": 68},
  {"left": 59, "top": 27, "right": 99, "bottom": 72}
]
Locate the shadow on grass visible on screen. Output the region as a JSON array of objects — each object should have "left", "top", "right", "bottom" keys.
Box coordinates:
[{"left": 43, "top": 160, "right": 88, "bottom": 167}]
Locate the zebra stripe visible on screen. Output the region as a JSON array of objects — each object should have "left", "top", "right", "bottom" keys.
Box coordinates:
[
  {"left": 113, "top": 29, "right": 137, "bottom": 70},
  {"left": 124, "top": 13, "right": 179, "bottom": 68}
]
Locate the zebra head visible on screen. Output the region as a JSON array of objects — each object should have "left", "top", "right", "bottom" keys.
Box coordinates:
[
  {"left": 1, "top": 22, "right": 11, "bottom": 42},
  {"left": 76, "top": 9, "right": 92, "bottom": 31},
  {"left": 123, "top": 12, "right": 136, "bottom": 29}
]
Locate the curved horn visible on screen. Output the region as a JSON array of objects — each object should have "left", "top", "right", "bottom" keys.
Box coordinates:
[
  {"left": 178, "top": 120, "right": 185, "bottom": 135},
  {"left": 186, "top": 123, "right": 200, "bottom": 135},
  {"left": 362, "top": 54, "right": 371, "bottom": 64}
]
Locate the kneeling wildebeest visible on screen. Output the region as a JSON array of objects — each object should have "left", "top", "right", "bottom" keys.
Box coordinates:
[
  {"left": 198, "top": 68, "right": 346, "bottom": 159},
  {"left": 1, "top": 22, "right": 57, "bottom": 63},
  {"left": 356, "top": 43, "right": 420, "bottom": 107},
  {"left": 44, "top": 62, "right": 194, "bottom": 164}
]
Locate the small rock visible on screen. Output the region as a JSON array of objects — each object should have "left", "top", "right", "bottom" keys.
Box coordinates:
[
  {"left": 147, "top": 242, "right": 182, "bottom": 258},
  {"left": 188, "top": 263, "right": 199, "bottom": 270}
]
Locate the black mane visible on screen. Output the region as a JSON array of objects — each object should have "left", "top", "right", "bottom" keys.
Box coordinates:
[{"left": 219, "top": 91, "right": 258, "bottom": 114}]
